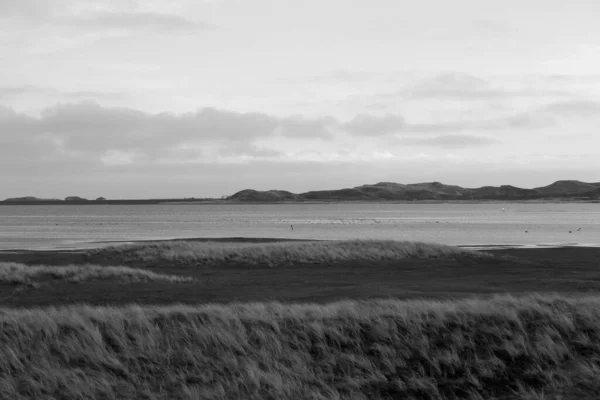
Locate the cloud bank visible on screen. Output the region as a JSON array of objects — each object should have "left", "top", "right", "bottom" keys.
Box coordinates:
[
  {"left": 2, "top": 98, "right": 598, "bottom": 167},
  {"left": 1, "top": 97, "right": 599, "bottom": 197}
]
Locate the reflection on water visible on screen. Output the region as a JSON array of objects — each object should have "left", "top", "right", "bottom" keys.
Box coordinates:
[{"left": 0, "top": 203, "right": 599, "bottom": 250}]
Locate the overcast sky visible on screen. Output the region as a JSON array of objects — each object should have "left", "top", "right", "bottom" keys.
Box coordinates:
[{"left": 1, "top": 0, "right": 599, "bottom": 199}]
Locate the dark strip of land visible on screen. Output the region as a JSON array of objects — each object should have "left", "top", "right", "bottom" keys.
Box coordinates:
[
  {"left": 0, "top": 199, "right": 224, "bottom": 206},
  {"left": 2, "top": 240, "right": 600, "bottom": 308}
]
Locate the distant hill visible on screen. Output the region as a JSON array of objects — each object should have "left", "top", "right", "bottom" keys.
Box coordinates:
[
  {"left": 533, "top": 180, "right": 600, "bottom": 195},
  {"left": 4, "top": 180, "right": 600, "bottom": 205},
  {"left": 3, "top": 196, "right": 59, "bottom": 202},
  {"left": 64, "top": 196, "right": 88, "bottom": 202},
  {"left": 228, "top": 190, "right": 301, "bottom": 202},
  {"left": 227, "top": 180, "right": 600, "bottom": 202}
]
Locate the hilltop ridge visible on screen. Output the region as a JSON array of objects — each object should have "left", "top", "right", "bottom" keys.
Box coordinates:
[
  {"left": 228, "top": 180, "right": 600, "bottom": 202},
  {"left": 3, "top": 180, "right": 600, "bottom": 204}
]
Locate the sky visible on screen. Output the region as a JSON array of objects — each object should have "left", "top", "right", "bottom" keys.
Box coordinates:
[{"left": 1, "top": 0, "right": 599, "bottom": 199}]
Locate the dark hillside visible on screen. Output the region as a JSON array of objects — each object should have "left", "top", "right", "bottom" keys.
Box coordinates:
[
  {"left": 534, "top": 180, "right": 600, "bottom": 195},
  {"left": 228, "top": 180, "right": 600, "bottom": 201}
]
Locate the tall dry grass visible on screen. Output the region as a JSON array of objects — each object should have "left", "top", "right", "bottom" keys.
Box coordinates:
[
  {"left": 0, "top": 262, "right": 194, "bottom": 286},
  {"left": 87, "top": 239, "right": 487, "bottom": 267},
  {"left": 2, "top": 294, "right": 600, "bottom": 399}
]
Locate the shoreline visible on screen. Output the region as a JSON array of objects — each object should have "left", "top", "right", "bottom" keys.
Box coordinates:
[
  {"left": 2, "top": 198, "right": 600, "bottom": 206},
  {"left": 1, "top": 236, "right": 600, "bottom": 253}
]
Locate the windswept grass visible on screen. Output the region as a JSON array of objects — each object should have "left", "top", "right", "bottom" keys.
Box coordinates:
[
  {"left": 2, "top": 294, "right": 600, "bottom": 399},
  {"left": 88, "top": 239, "right": 487, "bottom": 267},
  {"left": 0, "top": 262, "right": 194, "bottom": 286}
]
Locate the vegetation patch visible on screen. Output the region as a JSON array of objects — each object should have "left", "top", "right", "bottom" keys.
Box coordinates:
[
  {"left": 0, "top": 262, "right": 194, "bottom": 286},
  {"left": 1, "top": 294, "right": 600, "bottom": 399},
  {"left": 87, "top": 239, "right": 488, "bottom": 267}
]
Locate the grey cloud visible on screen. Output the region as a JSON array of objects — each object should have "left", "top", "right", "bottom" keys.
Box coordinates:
[
  {"left": 38, "top": 102, "right": 280, "bottom": 153},
  {"left": 342, "top": 98, "right": 600, "bottom": 136},
  {"left": 216, "top": 144, "right": 284, "bottom": 158},
  {"left": 0, "top": 85, "right": 49, "bottom": 98},
  {"left": 300, "top": 69, "right": 374, "bottom": 84},
  {"left": 475, "top": 100, "right": 600, "bottom": 130},
  {"left": 0, "top": 102, "right": 336, "bottom": 162},
  {"left": 487, "top": 113, "right": 555, "bottom": 130},
  {"left": 0, "top": 1, "right": 209, "bottom": 33},
  {"left": 0, "top": 106, "right": 39, "bottom": 136},
  {"left": 0, "top": 0, "right": 55, "bottom": 19},
  {"left": 403, "top": 73, "right": 572, "bottom": 100},
  {"left": 0, "top": 106, "right": 69, "bottom": 166},
  {"left": 64, "top": 91, "right": 126, "bottom": 101},
  {"left": 277, "top": 116, "right": 337, "bottom": 138},
  {"left": 65, "top": 12, "right": 208, "bottom": 32},
  {"left": 161, "top": 143, "right": 284, "bottom": 161},
  {"left": 422, "top": 113, "right": 555, "bottom": 132},
  {"left": 0, "top": 85, "right": 126, "bottom": 101},
  {"left": 469, "top": 19, "right": 516, "bottom": 35},
  {"left": 344, "top": 114, "right": 406, "bottom": 135},
  {"left": 341, "top": 112, "right": 536, "bottom": 136},
  {"left": 3, "top": 98, "right": 594, "bottom": 169},
  {"left": 400, "top": 134, "right": 498, "bottom": 148},
  {"left": 405, "top": 121, "right": 470, "bottom": 133},
  {"left": 541, "top": 100, "right": 600, "bottom": 117},
  {"left": 541, "top": 74, "right": 600, "bottom": 84}
]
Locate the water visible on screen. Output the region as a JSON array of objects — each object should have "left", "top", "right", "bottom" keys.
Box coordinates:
[{"left": 1, "top": 203, "right": 599, "bottom": 251}]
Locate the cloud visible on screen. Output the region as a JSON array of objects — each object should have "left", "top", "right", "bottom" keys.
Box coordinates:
[
  {"left": 340, "top": 98, "right": 600, "bottom": 136},
  {"left": 341, "top": 112, "right": 541, "bottom": 136},
  {"left": 0, "top": 1, "right": 208, "bottom": 34},
  {"left": 300, "top": 69, "right": 375, "bottom": 84},
  {"left": 399, "top": 134, "right": 498, "bottom": 148},
  {"left": 469, "top": 19, "right": 516, "bottom": 35},
  {"left": 215, "top": 144, "right": 284, "bottom": 159},
  {"left": 1, "top": 98, "right": 597, "bottom": 174},
  {"left": 64, "top": 91, "right": 125, "bottom": 101},
  {"left": 541, "top": 100, "right": 600, "bottom": 117},
  {"left": 35, "top": 102, "right": 281, "bottom": 154},
  {"left": 2, "top": 100, "right": 600, "bottom": 198},
  {"left": 0, "top": 106, "right": 39, "bottom": 136},
  {"left": 0, "top": 102, "right": 337, "bottom": 165},
  {"left": 0, "top": 0, "right": 56, "bottom": 19},
  {"left": 402, "top": 73, "right": 572, "bottom": 100},
  {"left": 541, "top": 74, "right": 600, "bottom": 84},
  {"left": 100, "top": 149, "right": 139, "bottom": 166},
  {"left": 64, "top": 12, "right": 208, "bottom": 32},
  {"left": 0, "top": 85, "right": 49, "bottom": 98},
  {"left": 276, "top": 115, "right": 337, "bottom": 139},
  {"left": 0, "top": 85, "right": 126, "bottom": 101},
  {"left": 344, "top": 114, "right": 406, "bottom": 135}
]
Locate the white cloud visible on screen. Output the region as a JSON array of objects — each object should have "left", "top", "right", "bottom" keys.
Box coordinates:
[
  {"left": 401, "top": 73, "right": 574, "bottom": 100},
  {"left": 344, "top": 114, "right": 406, "bottom": 135},
  {"left": 398, "top": 134, "right": 498, "bottom": 148},
  {"left": 62, "top": 11, "right": 208, "bottom": 32},
  {"left": 100, "top": 149, "right": 139, "bottom": 166}
]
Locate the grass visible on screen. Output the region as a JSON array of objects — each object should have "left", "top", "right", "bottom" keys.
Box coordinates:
[
  {"left": 2, "top": 294, "right": 600, "bottom": 399},
  {"left": 87, "top": 239, "right": 487, "bottom": 267},
  {"left": 0, "top": 262, "right": 194, "bottom": 286}
]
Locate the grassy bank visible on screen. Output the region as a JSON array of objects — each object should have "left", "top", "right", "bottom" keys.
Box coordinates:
[
  {"left": 87, "top": 239, "right": 486, "bottom": 267},
  {"left": 0, "top": 262, "right": 194, "bottom": 287},
  {"left": 2, "top": 294, "right": 600, "bottom": 399}
]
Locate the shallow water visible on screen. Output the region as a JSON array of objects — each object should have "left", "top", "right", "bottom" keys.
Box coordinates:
[{"left": 0, "top": 203, "right": 599, "bottom": 250}]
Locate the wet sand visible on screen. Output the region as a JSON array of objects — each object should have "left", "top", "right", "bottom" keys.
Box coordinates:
[{"left": 1, "top": 239, "right": 600, "bottom": 308}]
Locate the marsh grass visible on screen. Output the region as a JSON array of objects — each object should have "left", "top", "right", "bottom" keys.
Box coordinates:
[
  {"left": 0, "top": 262, "right": 194, "bottom": 286},
  {"left": 2, "top": 294, "right": 600, "bottom": 399},
  {"left": 88, "top": 239, "right": 487, "bottom": 267}
]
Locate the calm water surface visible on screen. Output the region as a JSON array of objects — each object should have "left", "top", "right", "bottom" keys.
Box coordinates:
[{"left": 1, "top": 203, "right": 599, "bottom": 250}]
